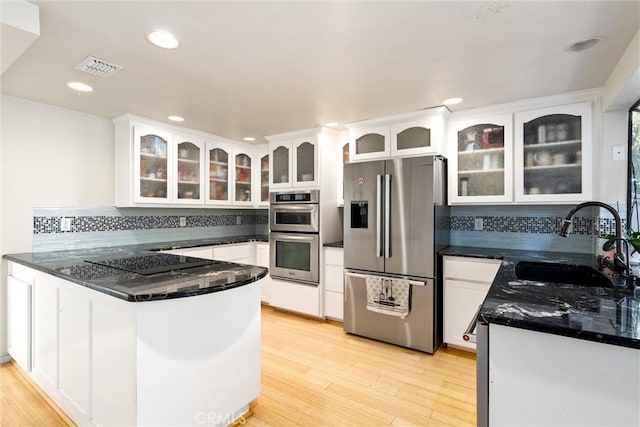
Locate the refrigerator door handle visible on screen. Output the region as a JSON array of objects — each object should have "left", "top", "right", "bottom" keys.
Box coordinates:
[
  {"left": 376, "top": 174, "right": 384, "bottom": 258},
  {"left": 384, "top": 173, "right": 392, "bottom": 258}
]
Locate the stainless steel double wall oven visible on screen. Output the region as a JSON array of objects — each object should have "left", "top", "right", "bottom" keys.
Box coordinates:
[{"left": 269, "top": 190, "right": 320, "bottom": 284}]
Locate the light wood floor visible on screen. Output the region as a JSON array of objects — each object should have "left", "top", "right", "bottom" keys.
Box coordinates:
[{"left": 1, "top": 306, "right": 476, "bottom": 426}]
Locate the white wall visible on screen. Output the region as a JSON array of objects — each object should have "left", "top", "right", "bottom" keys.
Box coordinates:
[
  {"left": 0, "top": 94, "right": 114, "bottom": 359},
  {"left": 599, "top": 109, "right": 629, "bottom": 205}
]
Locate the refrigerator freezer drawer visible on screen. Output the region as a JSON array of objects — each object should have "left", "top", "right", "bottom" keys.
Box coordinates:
[{"left": 343, "top": 270, "right": 438, "bottom": 353}]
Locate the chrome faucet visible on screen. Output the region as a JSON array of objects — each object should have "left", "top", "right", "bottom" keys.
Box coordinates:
[{"left": 558, "top": 201, "right": 629, "bottom": 275}]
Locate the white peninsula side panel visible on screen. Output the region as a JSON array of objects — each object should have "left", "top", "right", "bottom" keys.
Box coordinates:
[{"left": 489, "top": 323, "right": 640, "bottom": 426}]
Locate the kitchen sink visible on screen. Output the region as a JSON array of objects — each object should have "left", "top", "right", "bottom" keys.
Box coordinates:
[{"left": 514, "top": 261, "right": 615, "bottom": 288}]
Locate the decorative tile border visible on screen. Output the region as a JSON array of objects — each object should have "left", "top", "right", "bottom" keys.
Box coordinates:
[
  {"left": 448, "top": 216, "right": 624, "bottom": 236},
  {"left": 34, "top": 213, "right": 268, "bottom": 234}
]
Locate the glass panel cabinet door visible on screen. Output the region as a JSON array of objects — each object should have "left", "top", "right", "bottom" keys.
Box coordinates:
[
  {"left": 235, "top": 153, "right": 252, "bottom": 203},
  {"left": 448, "top": 114, "right": 513, "bottom": 204},
  {"left": 138, "top": 132, "right": 169, "bottom": 201},
  {"left": 260, "top": 154, "right": 269, "bottom": 203},
  {"left": 296, "top": 141, "right": 315, "bottom": 183},
  {"left": 356, "top": 133, "right": 385, "bottom": 155},
  {"left": 343, "top": 143, "right": 350, "bottom": 164},
  {"left": 515, "top": 102, "right": 592, "bottom": 202},
  {"left": 272, "top": 145, "right": 289, "bottom": 185},
  {"left": 176, "top": 140, "right": 202, "bottom": 203},
  {"left": 396, "top": 127, "right": 431, "bottom": 151},
  {"left": 208, "top": 147, "right": 229, "bottom": 202}
]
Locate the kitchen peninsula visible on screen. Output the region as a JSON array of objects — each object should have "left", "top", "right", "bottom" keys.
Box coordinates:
[
  {"left": 4, "top": 238, "right": 268, "bottom": 427},
  {"left": 442, "top": 247, "right": 640, "bottom": 426}
]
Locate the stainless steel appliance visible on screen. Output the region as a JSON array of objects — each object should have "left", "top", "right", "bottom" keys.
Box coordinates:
[
  {"left": 343, "top": 156, "right": 448, "bottom": 353},
  {"left": 269, "top": 190, "right": 320, "bottom": 284}
]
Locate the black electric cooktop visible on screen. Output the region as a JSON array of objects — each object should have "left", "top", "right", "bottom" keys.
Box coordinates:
[{"left": 85, "top": 253, "right": 218, "bottom": 275}]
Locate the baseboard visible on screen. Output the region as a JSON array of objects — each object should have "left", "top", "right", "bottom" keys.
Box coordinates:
[{"left": 0, "top": 354, "right": 12, "bottom": 364}]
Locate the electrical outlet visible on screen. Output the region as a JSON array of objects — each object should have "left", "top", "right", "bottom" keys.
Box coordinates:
[
  {"left": 60, "top": 217, "right": 72, "bottom": 232},
  {"left": 236, "top": 215, "right": 242, "bottom": 225},
  {"left": 179, "top": 216, "right": 187, "bottom": 227},
  {"left": 612, "top": 145, "right": 625, "bottom": 161},
  {"left": 474, "top": 218, "right": 484, "bottom": 231}
]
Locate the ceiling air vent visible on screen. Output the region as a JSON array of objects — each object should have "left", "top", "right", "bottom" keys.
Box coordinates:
[{"left": 74, "top": 55, "right": 124, "bottom": 78}]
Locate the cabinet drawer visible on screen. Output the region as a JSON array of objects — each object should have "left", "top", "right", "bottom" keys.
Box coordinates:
[
  {"left": 444, "top": 256, "right": 501, "bottom": 283},
  {"left": 324, "top": 247, "right": 344, "bottom": 266},
  {"left": 213, "top": 244, "right": 249, "bottom": 261}
]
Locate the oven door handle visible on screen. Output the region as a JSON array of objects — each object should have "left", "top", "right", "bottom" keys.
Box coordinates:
[
  {"left": 272, "top": 205, "right": 317, "bottom": 212},
  {"left": 270, "top": 233, "right": 317, "bottom": 242},
  {"left": 463, "top": 305, "right": 483, "bottom": 343}
]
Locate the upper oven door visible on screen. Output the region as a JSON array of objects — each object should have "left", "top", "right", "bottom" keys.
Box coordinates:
[{"left": 270, "top": 204, "right": 319, "bottom": 232}]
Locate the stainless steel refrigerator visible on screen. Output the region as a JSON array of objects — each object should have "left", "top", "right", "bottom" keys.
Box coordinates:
[{"left": 343, "top": 155, "right": 449, "bottom": 353}]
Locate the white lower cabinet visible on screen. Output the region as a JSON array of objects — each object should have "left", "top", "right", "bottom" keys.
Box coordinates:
[
  {"left": 7, "top": 264, "right": 32, "bottom": 372},
  {"left": 255, "top": 242, "right": 271, "bottom": 303},
  {"left": 213, "top": 242, "right": 251, "bottom": 264},
  {"left": 489, "top": 324, "right": 640, "bottom": 426},
  {"left": 443, "top": 256, "right": 501, "bottom": 351},
  {"left": 269, "top": 279, "right": 321, "bottom": 317},
  {"left": 323, "top": 247, "right": 344, "bottom": 321}
]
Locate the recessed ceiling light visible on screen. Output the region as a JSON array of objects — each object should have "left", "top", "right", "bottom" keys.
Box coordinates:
[
  {"left": 565, "top": 37, "right": 604, "bottom": 53},
  {"left": 243, "top": 137, "right": 256, "bottom": 142},
  {"left": 168, "top": 115, "right": 184, "bottom": 122},
  {"left": 442, "top": 97, "right": 463, "bottom": 106},
  {"left": 67, "top": 82, "right": 93, "bottom": 92},
  {"left": 324, "top": 122, "right": 339, "bottom": 127},
  {"left": 147, "top": 30, "right": 180, "bottom": 49}
]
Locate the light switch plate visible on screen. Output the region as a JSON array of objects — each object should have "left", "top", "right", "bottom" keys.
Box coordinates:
[
  {"left": 60, "top": 218, "right": 72, "bottom": 232},
  {"left": 612, "top": 145, "right": 625, "bottom": 161},
  {"left": 474, "top": 218, "right": 484, "bottom": 231},
  {"left": 179, "top": 216, "right": 187, "bottom": 227}
]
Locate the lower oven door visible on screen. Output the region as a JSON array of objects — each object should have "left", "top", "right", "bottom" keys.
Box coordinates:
[{"left": 269, "top": 232, "right": 319, "bottom": 284}]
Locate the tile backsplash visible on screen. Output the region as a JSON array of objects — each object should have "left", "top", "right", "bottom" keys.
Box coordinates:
[
  {"left": 33, "top": 206, "right": 268, "bottom": 252},
  {"left": 448, "top": 204, "right": 626, "bottom": 254}
]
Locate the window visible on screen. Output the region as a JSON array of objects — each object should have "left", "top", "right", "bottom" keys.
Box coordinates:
[{"left": 627, "top": 99, "right": 640, "bottom": 232}]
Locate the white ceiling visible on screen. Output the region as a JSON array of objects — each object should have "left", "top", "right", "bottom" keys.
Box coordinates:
[{"left": 1, "top": 1, "right": 638, "bottom": 143}]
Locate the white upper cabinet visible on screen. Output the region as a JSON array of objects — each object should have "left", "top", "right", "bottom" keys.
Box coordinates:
[
  {"left": 447, "top": 95, "right": 595, "bottom": 205},
  {"left": 115, "top": 114, "right": 257, "bottom": 208},
  {"left": 348, "top": 107, "right": 449, "bottom": 162},
  {"left": 233, "top": 150, "right": 254, "bottom": 206},
  {"left": 256, "top": 145, "right": 270, "bottom": 207},
  {"left": 349, "top": 124, "right": 391, "bottom": 161},
  {"left": 293, "top": 137, "right": 319, "bottom": 187},
  {"left": 514, "top": 102, "right": 592, "bottom": 203},
  {"left": 173, "top": 133, "right": 205, "bottom": 205},
  {"left": 267, "top": 129, "right": 323, "bottom": 189},
  {"left": 134, "top": 125, "right": 173, "bottom": 204},
  {"left": 205, "top": 141, "right": 233, "bottom": 205},
  {"left": 448, "top": 113, "right": 514, "bottom": 204}
]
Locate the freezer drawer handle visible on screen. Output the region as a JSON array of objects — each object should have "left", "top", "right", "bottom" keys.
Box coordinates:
[
  {"left": 344, "top": 271, "right": 426, "bottom": 287},
  {"left": 463, "top": 305, "right": 483, "bottom": 343}
]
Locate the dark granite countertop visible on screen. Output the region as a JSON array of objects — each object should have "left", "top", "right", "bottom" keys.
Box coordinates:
[
  {"left": 3, "top": 235, "right": 269, "bottom": 303},
  {"left": 323, "top": 241, "right": 344, "bottom": 248},
  {"left": 440, "top": 246, "right": 640, "bottom": 349}
]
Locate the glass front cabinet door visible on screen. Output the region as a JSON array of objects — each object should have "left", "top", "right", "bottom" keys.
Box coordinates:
[
  {"left": 206, "top": 142, "right": 232, "bottom": 204},
  {"left": 174, "top": 134, "right": 204, "bottom": 204},
  {"left": 514, "top": 102, "right": 592, "bottom": 203},
  {"left": 293, "top": 138, "right": 318, "bottom": 187},
  {"left": 270, "top": 143, "right": 291, "bottom": 189},
  {"left": 349, "top": 125, "right": 391, "bottom": 161},
  {"left": 448, "top": 114, "right": 513, "bottom": 204},
  {"left": 134, "top": 126, "right": 172, "bottom": 203},
  {"left": 234, "top": 151, "right": 253, "bottom": 205},
  {"left": 260, "top": 153, "right": 269, "bottom": 205}
]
